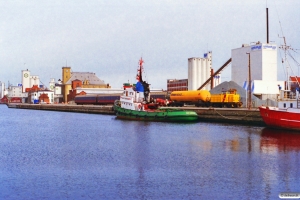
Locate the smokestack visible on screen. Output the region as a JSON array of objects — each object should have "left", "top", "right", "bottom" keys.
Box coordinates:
[{"left": 266, "top": 8, "right": 269, "bottom": 43}]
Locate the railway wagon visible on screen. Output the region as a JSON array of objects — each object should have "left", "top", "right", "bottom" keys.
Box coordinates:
[
  {"left": 96, "top": 93, "right": 121, "bottom": 104},
  {"left": 75, "top": 91, "right": 168, "bottom": 105},
  {"left": 74, "top": 93, "right": 121, "bottom": 105},
  {"left": 169, "top": 89, "right": 242, "bottom": 107},
  {"left": 169, "top": 90, "right": 211, "bottom": 106},
  {"left": 74, "top": 95, "right": 97, "bottom": 105}
]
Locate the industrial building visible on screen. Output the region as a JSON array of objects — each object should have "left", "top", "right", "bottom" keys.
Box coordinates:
[
  {"left": 2, "top": 66, "right": 112, "bottom": 104},
  {"left": 61, "top": 66, "right": 111, "bottom": 102},
  {"left": 167, "top": 79, "right": 188, "bottom": 92},
  {"left": 21, "top": 69, "right": 40, "bottom": 93},
  {"left": 8, "top": 86, "right": 27, "bottom": 99},
  {"left": 2, "top": 69, "right": 63, "bottom": 104},
  {"left": 231, "top": 42, "right": 284, "bottom": 100}
]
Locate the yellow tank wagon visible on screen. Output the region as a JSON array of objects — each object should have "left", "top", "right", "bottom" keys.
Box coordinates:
[
  {"left": 169, "top": 89, "right": 242, "bottom": 108},
  {"left": 169, "top": 90, "right": 211, "bottom": 107}
]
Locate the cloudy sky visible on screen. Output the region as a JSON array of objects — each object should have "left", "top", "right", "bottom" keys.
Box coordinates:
[{"left": 0, "top": 0, "right": 299, "bottom": 89}]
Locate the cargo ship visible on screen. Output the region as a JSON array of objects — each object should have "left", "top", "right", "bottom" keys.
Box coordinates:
[{"left": 113, "top": 58, "right": 198, "bottom": 122}]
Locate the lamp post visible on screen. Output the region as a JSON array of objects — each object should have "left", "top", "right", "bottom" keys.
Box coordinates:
[{"left": 246, "top": 52, "right": 251, "bottom": 109}]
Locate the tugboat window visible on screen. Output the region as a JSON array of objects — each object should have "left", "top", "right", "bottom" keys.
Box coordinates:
[
  {"left": 290, "top": 103, "right": 293, "bottom": 108},
  {"left": 283, "top": 103, "right": 286, "bottom": 108}
]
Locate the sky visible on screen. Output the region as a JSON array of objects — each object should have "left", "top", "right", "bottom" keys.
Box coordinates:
[{"left": 0, "top": 0, "right": 299, "bottom": 89}]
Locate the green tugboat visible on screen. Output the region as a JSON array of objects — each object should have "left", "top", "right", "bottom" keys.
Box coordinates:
[{"left": 113, "top": 58, "right": 198, "bottom": 122}]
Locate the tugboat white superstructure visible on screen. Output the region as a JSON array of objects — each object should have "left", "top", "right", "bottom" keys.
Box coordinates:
[{"left": 114, "top": 58, "right": 198, "bottom": 122}]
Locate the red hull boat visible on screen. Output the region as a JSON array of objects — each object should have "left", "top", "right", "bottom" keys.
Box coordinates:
[
  {"left": 259, "top": 106, "right": 300, "bottom": 131},
  {"left": 259, "top": 88, "right": 300, "bottom": 131}
]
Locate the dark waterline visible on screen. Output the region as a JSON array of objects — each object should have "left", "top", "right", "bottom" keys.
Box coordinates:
[{"left": 0, "top": 105, "right": 300, "bottom": 199}]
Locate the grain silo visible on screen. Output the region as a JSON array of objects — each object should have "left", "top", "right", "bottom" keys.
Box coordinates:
[{"left": 188, "top": 52, "right": 212, "bottom": 90}]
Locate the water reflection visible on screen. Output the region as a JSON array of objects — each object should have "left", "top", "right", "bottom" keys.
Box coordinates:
[
  {"left": 133, "top": 122, "right": 150, "bottom": 198},
  {"left": 260, "top": 128, "right": 300, "bottom": 152},
  {"left": 222, "top": 127, "right": 262, "bottom": 153}
]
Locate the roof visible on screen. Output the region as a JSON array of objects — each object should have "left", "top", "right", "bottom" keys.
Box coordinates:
[
  {"left": 65, "top": 72, "right": 106, "bottom": 85},
  {"left": 290, "top": 76, "right": 300, "bottom": 82}
]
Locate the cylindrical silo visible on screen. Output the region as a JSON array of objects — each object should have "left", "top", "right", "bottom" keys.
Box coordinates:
[
  {"left": 192, "top": 59, "right": 197, "bottom": 90},
  {"left": 200, "top": 58, "right": 205, "bottom": 90},
  {"left": 188, "top": 58, "right": 193, "bottom": 90}
]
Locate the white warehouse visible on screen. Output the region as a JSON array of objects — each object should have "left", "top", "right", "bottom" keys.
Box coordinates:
[
  {"left": 22, "top": 69, "right": 40, "bottom": 92},
  {"left": 231, "top": 42, "right": 284, "bottom": 100}
]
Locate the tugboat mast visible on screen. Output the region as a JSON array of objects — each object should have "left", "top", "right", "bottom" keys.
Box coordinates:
[{"left": 138, "top": 58, "right": 144, "bottom": 82}]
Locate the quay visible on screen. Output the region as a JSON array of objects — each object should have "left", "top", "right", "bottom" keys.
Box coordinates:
[
  {"left": 7, "top": 103, "right": 264, "bottom": 126},
  {"left": 7, "top": 103, "right": 114, "bottom": 115}
]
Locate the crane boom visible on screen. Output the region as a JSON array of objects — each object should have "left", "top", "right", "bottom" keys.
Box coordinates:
[{"left": 197, "top": 58, "right": 232, "bottom": 90}]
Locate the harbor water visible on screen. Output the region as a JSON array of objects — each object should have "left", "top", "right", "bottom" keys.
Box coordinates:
[{"left": 0, "top": 105, "right": 300, "bottom": 199}]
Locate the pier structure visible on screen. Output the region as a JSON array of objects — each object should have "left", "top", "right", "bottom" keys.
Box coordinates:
[{"left": 6, "top": 103, "right": 264, "bottom": 126}]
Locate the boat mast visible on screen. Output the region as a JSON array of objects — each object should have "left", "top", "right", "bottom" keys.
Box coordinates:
[
  {"left": 279, "top": 36, "right": 290, "bottom": 90},
  {"left": 138, "top": 58, "right": 144, "bottom": 82}
]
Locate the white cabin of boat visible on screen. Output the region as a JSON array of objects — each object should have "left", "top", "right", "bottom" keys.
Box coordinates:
[
  {"left": 276, "top": 89, "right": 300, "bottom": 110},
  {"left": 120, "top": 87, "right": 146, "bottom": 111}
]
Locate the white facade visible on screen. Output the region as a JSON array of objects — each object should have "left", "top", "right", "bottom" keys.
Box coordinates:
[
  {"left": 22, "top": 70, "right": 30, "bottom": 92},
  {"left": 40, "top": 91, "right": 54, "bottom": 104},
  {"left": 55, "top": 85, "right": 62, "bottom": 95},
  {"left": 231, "top": 43, "right": 277, "bottom": 86},
  {"left": 8, "top": 86, "right": 28, "bottom": 98},
  {"left": 188, "top": 52, "right": 212, "bottom": 90},
  {"left": 54, "top": 85, "right": 63, "bottom": 103},
  {"left": 49, "top": 78, "right": 55, "bottom": 91},
  {"left": 231, "top": 43, "right": 278, "bottom": 99},
  {"left": 22, "top": 69, "right": 40, "bottom": 92},
  {"left": 31, "top": 90, "right": 55, "bottom": 104},
  {"left": 243, "top": 80, "right": 284, "bottom": 100}
]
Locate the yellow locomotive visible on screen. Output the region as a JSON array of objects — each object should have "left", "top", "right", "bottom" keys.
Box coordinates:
[{"left": 169, "top": 88, "right": 242, "bottom": 108}]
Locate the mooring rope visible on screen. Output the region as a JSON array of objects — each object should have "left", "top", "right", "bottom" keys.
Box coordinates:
[{"left": 212, "top": 108, "right": 259, "bottom": 120}]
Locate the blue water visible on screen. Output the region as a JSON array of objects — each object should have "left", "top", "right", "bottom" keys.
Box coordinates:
[{"left": 0, "top": 105, "right": 300, "bottom": 199}]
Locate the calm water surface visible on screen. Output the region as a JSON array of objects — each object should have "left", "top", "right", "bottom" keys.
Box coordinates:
[{"left": 0, "top": 105, "right": 299, "bottom": 199}]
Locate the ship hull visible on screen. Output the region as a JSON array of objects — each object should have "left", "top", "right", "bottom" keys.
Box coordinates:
[
  {"left": 114, "top": 101, "right": 198, "bottom": 122},
  {"left": 259, "top": 106, "right": 300, "bottom": 131}
]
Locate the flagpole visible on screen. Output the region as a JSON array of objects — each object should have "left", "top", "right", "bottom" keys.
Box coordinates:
[
  {"left": 245, "top": 79, "right": 247, "bottom": 108},
  {"left": 246, "top": 52, "right": 251, "bottom": 109}
]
